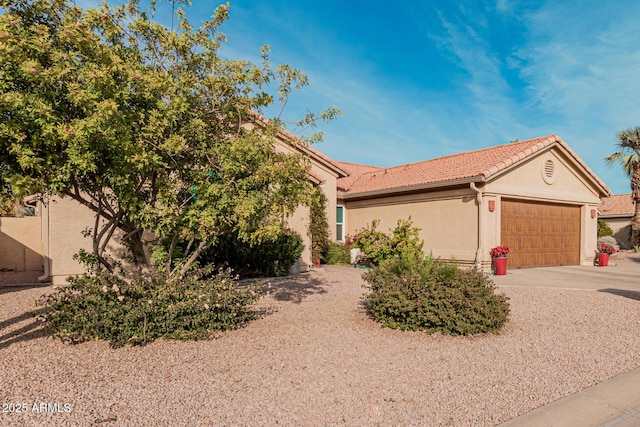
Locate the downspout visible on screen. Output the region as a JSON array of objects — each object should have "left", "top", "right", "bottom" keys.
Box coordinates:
[
  {"left": 37, "top": 199, "right": 51, "bottom": 283},
  {"left": 470, "top": 182, "right": 483, "bottom": 271}
]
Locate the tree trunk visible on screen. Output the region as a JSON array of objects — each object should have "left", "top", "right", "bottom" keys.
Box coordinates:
[
  {"left": 632, "top": 167, "right": 640, "bottom": 247},
  {"left": 122, "top": 224, "right": 152, "bottom": 272},
  {"left": 632, "top": 198, "right": 640, "bottom": 248}
]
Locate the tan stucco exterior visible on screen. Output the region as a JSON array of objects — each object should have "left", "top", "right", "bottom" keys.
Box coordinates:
[
  {"left": 41, "top": 196, "right": 128, "bottom": 285},
  {"left": 601, "top": 217, "right": 632, "bottom": 249},
  {"left": 342, "top": 187, "right": 479, "bottom": 266},
  {"left": 0, "top": 216, "right": 42, "bottom": 272}
]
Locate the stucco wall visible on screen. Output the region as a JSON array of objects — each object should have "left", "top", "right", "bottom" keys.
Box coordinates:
[
  {"left": 45, "top": 196, "right": 128, "bottom": 285},
  {"left": 0, "top": 216, "right": 42, "bottom": 271},
  {"left": 344, "top": 188, "right": 479, "bottom": 266},
  {"left": 286, "top": 204, "right": 311, "bottom": 271},
  {"left": 601, "top": 217, "right": 632, "bottom": 249},
  {"left": 582, "top": 204, "right": 600, "bottom": 264}
]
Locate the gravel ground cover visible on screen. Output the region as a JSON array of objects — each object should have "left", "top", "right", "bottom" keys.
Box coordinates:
[{"left": 1, "top": 265, "right": 639, "bottom": 426}]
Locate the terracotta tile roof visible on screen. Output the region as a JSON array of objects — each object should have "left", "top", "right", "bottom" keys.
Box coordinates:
[
  {"left": 337, "top": 135, "right": 610, "bottom": 197},
  {"left": 599, "top": 194, "right": 635, "bottom": 217},
  {"left": 334, "top": 161, "right": 382, "bottom": 192},
  {"left": 308, "top": 169, "right": 325, "bottom": 184}
]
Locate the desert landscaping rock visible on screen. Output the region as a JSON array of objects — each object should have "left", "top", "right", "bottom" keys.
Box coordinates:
[{"left": 1, "top": 265, "right": 639, "bottom": 426}]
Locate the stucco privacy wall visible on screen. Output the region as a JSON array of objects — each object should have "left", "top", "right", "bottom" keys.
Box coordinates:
[
  {"left": 343, "top": 188, "right": 480, "bottom": 267},
  {"left": 599, "top": 195, "right": 634, "bottom": 249},
  {"left": 604, "top": 218, "right": 632, "bottom": 249},
  {"left": 0, "top": 216, "right": 42, "bottom": 271},
  {"left": 485, "top": 147, "right": 602, "bottom": 266},
  {"left": 44, "top": 196, "right": 128, "bottom": 285}
]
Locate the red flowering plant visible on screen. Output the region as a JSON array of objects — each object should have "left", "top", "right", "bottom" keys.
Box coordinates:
[
  {"left": 490, "top": 246, "right": 509, "bottom": 258},
  {"left": 344, "top": 234, "right": 358, "bottom": 247},
  {"left": 597, "top": 243, "right": 616, "bottom": 255}
]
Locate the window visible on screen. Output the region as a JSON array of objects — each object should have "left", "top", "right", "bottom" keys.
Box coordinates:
[{"left": 336, "top": 205, "right": 345, "bottom": 242}]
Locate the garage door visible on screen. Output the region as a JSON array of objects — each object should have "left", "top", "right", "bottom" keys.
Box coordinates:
[{"left": 501, "top": 199, "right": 581, "bottom": 268}]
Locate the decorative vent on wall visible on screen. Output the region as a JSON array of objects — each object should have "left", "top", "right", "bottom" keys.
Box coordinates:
[{"left": 542, "top": 159, "right": 555, "bottom": 184}]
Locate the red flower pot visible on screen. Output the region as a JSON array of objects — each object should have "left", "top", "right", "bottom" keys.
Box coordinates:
[
  {"left": 493, "top": 257, "right": 508, "bottom": 275},
  {"left": 598, "top": 253, "right": 609, "bottom": 267}
]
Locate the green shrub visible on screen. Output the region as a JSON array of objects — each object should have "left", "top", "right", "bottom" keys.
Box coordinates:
[
  {"left": 597, "top": 219, "right": 614, "bottom": 238},
  {"left": 353, "top": 218, "right": 424, "bottom": 265},
  {"left": 324, "top": 241, "right": 351, "bottom": 264},
  {"left": 308, "top": 186, "right": 330, "bottom": 262},
  {"left": 39, "top": 268, "right": 264, "bottom": 347},
  {"left": 202, "top": 229, "right": 304, "bottom": 278},
  {"left": 362, "top": 253, "right": 510, "bottom": 335}
]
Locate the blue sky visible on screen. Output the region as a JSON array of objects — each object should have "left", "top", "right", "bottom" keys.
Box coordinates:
[{"left": 84, "top": 0, "right": 640, "bottom": 194}]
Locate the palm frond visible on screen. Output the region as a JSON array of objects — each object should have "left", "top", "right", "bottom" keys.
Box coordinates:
[
  {"left": 616, "top": 126, "right": 640, "bottom": 154},
  {"left": 605, "top": 151, "right": 625, "bottom": 165},
  {"left": 608, "top": 127, "right": 640, "bottom": 177}
]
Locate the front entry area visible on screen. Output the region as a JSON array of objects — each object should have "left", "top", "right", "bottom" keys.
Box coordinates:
[{"left": 501, "top": 199, "right": 581, "bottom": 268}]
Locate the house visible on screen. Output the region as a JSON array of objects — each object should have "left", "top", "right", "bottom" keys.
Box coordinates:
[
  {"left": 335, "top": 135, "right": 610, "bottom": 270},
  {"left": 1, "top": 132, "right": 611, "bottom": 281},
  {"left": 599, "top": 194, "right": 635, "bottom": 249}
]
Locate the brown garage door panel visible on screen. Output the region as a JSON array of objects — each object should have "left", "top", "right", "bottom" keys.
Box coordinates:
[{"left": 501, "top": 200, "right": 580, "bottom": 268}]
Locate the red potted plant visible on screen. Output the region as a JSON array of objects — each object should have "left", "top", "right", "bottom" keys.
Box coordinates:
[
  {"left": 490, "top": 246, "right": 509, "bottom": 275},
  {"left": 597, "top": 243, "right": 615, "bottom": 267}
]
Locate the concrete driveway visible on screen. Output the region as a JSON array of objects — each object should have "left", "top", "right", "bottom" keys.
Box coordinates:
[{"left": 490, "top": 255, "right": 640, "bottom": 293}]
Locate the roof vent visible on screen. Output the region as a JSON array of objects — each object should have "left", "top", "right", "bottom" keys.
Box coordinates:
[{"left": 542, "top": 159, "right": 555, "bottom": 184}]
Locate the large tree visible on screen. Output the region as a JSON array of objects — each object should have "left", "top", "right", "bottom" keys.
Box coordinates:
[
  {"left": 0, "top": 0, "right": 338, "bottom": 279},
  {"left": 605, "top": 126, "right": 640, "bottom": 247}
]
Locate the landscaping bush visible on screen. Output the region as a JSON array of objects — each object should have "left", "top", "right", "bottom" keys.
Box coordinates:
[
  {"left": 598, "top": 219, "right": 614, "bottom": 238},
  {"left": 353, "top": 218, "right": 424, "bottom": 265},
  {"left": 362, "top": 253, "right": 510, "bottom": 335},
  {"left": 39, "top": 268, "right": 264, "bottom": 347},
  {"left": 202, "top": 229, "right": 304, "bottom": 278},
  {"left": 324, "top": 241, "right": 351, "bottom": 264},
  {"left": 308, "top": 186, "right": 330, "bottom": 263}
]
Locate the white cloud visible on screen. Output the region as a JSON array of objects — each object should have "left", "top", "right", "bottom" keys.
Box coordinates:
[{"left": 508, "top": 0, "right": 640, "bottom": 192}]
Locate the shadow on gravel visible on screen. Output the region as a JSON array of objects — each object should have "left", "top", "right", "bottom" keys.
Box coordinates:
[
  {"left": 0, "top": 308, "right": 50, "bottom": 350},
  {"left": 0, "top": 284, "right": 50, "bottom": 295},
  {"left": 598, "top": 288, "right": 640, "bottom": 301},
  {"left": 267, "top": 273, "right": 328, "bottom": 304}
]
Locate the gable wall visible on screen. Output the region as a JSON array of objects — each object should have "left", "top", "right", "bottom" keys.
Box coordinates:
[{"left": 485, "top": 148, "right": 602, "bottom": 204}]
